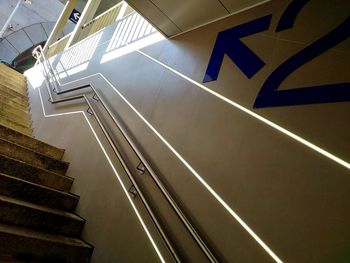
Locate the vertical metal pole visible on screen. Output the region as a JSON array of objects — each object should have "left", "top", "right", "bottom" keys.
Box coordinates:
[
  {"left": 65, "top": 0, "right": 101, "bottom": 49},
  {"left": 42, "top": 0, "right": 77, "bottom": 55},
  {"left": 0, "top": 0, "right": 22, "bottom": 39}
]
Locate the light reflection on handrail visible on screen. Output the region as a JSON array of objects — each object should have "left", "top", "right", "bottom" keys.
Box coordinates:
[
  {"left": 34, "top": 45, "right": 180, "bottom": 263},
  {"left": 32, "top": 44, "right": 219, "bottom": 263}
]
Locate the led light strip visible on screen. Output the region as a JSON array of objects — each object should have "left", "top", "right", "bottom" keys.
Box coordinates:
[
  {"left": 53, "top": 72, "right": 283, "bottom": 262},
  {"left": 36, "top": 85, "right": 166, "bottom": 263},
  {"left": 134, "top": 50, "right": 350, "bottom": 170},
  {"left": 49, "top": 34, "right": 348, "bottom": 263}
]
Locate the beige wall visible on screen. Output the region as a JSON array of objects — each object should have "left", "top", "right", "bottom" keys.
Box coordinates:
[{"left": 27, "top": 0, "right": 350, "bottom": 262}]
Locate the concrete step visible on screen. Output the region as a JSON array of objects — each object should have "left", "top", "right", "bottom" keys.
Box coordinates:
[
  {"left": 0, "top": 76, "right": 25, "bottom": 87},
  {"left": 0, "top": 99, "right": 29, "bottom": 114},
  {"left": 0, "top": 85, "right": 29, "bottom": 108},
  {"left": 0, "top": 73, "right": 26, "bottom": 86},
  {"left": 0, "top": 223, "right": 93, "bottom": 263},
  {"left": 0, "top": 64, "right": 26, "bottom": 80},
  {"left": 0, "top": 117, "right": 32, "bottom": 136},
  {"left": 0, "top": 105, "right": 32, "bottom": 127},
  {"left": 0, "top": 254, "right": 36, "bottom": 262},
  {"left": 0, "top": 195, "right": 85, "bottom": 237},
  {"left": 0, "top": 71, "right": 26, "bottom": 83},
  {"left": 0, "top": 173, "right": 78, "bottom": 211},
  {"left": 0, "top": 254, "right": 38, "bottom": 262},
  {"left": 0, "top": 77, "right": 27, "bottom": 96},
  {"left": 0, "top": 138, "right": 69, "bottom": 175},
  {"left": 0, "top": 154, "right": 73, "bottom": 192},
  {"left": 0, "top": 124, "right": 65, "bottom": 160},
  {"left": 0, "top": 93, "right": 29, "bottom": 112}
]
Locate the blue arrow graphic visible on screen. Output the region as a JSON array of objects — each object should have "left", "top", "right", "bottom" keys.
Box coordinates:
[{"left": 203, "top": 15, "right": 272, "bottom": 83}]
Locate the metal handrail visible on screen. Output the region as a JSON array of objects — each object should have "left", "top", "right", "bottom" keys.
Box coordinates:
[
  {"left": 33, "top": 45, "right": 181, "bottom": 262},
  {"left": 32, "top": 44, "right": 218, "bottom": 263},
  {"left": 48, "top": 33, "right": 72, "bottom": 49}
]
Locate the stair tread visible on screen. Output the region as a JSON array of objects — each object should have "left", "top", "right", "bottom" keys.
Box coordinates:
[
  {"left": 0, "top": 73, "right": 26, "bottom": 82},
  {"left": 0, "top": 124, "right": 64, "bottom": 160},
  {"left": 0, "top": 114, "right": 31, "bottom": 129},
  {"left": 0, "top": 95, "right": 29, "bottom": 111},
  {"left": 0, "top": 107, "right": 32, "bottom": 127},
  {"left": 0, "top": 172, "right": 77, "bottom": 199},
  {"left": 0, "top": 96, "right": 29, "bottom": 113},
  {"left": 0, "top": 101, "right": 29, "bottom": 114},
  {"left": 0, "top": 195, "right": 84, "bottom": 222},
  {"left": 0, "top": 254, "right": 38, "bottom": 263},
  {"left": 0, "top": 154, "right": 73, "bottom": 192},
  {"left": 0, "top": 137, "right": 61, "bottom": 160},
  {"left": 0, "top": 82, "right": 27, "bottom": 97},
  {"left": 0, "top": 194, "right": 85, "bottom": 237},
  {"left": 0, "top": 222, "right": 93, "bottom": 263},
  {"left": 0, "top": 117, "right": 32, "bottom": 136},
  {"left": 0, "top": 137, "right": 69, "bottom": 175},
  {"left": 0, "top": 84, "right": 29, "bottom": 102},
  {"left": 0, "top": 222, "right": 91, "bottom": 248},
  {"left": 0, "top": 172, "right": 79, "bottom": 211},
  {"left": 0, "top": 64, "right": 26, "bottom": 79}
]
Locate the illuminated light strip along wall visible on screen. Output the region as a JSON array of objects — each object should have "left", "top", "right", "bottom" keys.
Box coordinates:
[
  {"left": 54, "top": 52, "right": 350, "bottom": 262},
  {"left": 134, "top": 50, "right": 350, "bottom": 170},
  {"left": 54, "top": 27, "right": 350, "bottom": 171},
  {"left": 48, "top": 23, "right": 348, "bottom": 263},
  {"left": 54, "top": 72, "right": 283, "bottom": 263},
  {"left": 36, "top": 82, "right": 166, "bottom": 263}
]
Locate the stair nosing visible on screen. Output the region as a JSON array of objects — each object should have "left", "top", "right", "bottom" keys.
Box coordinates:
[
  {"left": 0, "top": 84, "right": 27, "bottom": 98},
  {"left": 0, "top": 110, "right": 32, "bottom": 127},
  {"left": 0, "top": 124, "right": 65, "bottom": 159},
  {"left": 0, "top": 172, "right": 79, "bottom": 200},
  {"left": 0, "top": 153, "right": 74, "bottom": 182},
  {"left": 0, "top": 89, "right": 29, "bottom": 105},
  {"left": 0, "top": 137, "right": 69, "bottom": 164},
  {"left": 0, "top": 194, "right": 85, "bottom": 223},
  {"left": 0, "top": 95, "right": 30, "bottom": 110},
  {"left": 0, "top": 102, "right": 30, "bottom": 114},
  {"left": 0, "top": 222, "right": 92, "bottom": 248},
  {"left": 0, "top": 114, "right": 32, "bottom": 129}
]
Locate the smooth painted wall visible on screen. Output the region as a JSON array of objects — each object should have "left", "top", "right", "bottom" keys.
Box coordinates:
[{"left": 27, "top": 0, "right": 350, "bottom": 262}]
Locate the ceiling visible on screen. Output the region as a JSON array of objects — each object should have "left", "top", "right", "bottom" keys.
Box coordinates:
[
  {"left": 126, "top": 0, "right": 269, "bottom": 36},
  {"left": 46, "top": 0, "right": 269, "bottom": 38},
  {"left": 0, "top": 0, "right": 64, "bottom": 37}
]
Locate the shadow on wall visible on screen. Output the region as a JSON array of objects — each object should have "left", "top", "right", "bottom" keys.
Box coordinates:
[{"left": 53, "top": 31, "right": 104, "bottom": 78}]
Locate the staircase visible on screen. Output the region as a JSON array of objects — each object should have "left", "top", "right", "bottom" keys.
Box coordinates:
[
  {"left": 0, "top": 63, "right": 32, "bottom": 136},
  {"left": 0, "top": 64, "right": 93, "bottom": 262}
]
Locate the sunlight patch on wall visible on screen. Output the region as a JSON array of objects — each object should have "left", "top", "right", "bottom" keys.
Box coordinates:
[
  {"left": 101, "top": 11, "right": 164, "bottom": 64},
  {"left": 24, "top": 67, "right": 44, "bottom": 89},
  {"left": 101, "top": 33, "right": 164, "bottom": 63},
  {"left": 54, "top": 31, "right": 103, "bottom": 78}
]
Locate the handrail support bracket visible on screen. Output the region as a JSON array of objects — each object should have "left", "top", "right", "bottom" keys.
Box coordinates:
[{"left": 128, "top": 185, "right": 138, "bottom": 198}]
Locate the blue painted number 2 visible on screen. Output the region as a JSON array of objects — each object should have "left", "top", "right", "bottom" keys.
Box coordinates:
[{"left": 203, "top": 0, "right": 350, "bottom": 108}]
